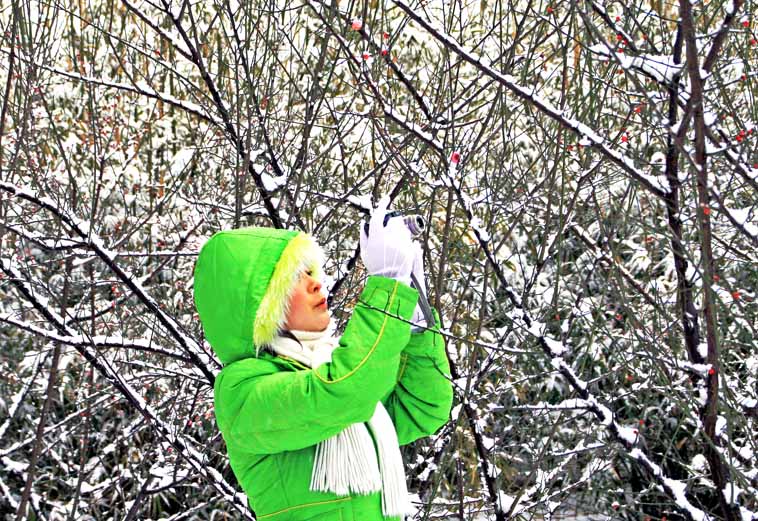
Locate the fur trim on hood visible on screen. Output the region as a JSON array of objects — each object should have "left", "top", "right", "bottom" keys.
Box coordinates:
[{"left": 193, "top": 226, "right": 325, "bottom": 365}]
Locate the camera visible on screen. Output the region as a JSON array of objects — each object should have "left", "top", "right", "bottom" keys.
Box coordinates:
[
  {"left": 363, "top": 210, "right": 426, "bottom": 238},
  {"left": 362, "top": 209, "right": 434, "bottom": 328}
]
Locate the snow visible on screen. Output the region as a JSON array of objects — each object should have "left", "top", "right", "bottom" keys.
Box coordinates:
[
  {"left": 499, "top": 491, "right": 520, "bottom": 511},
  {"left": 347, "top": 194, "right": 376, "bottom": 212},
  {"left": 261, "top": 172, "right": 288, "bottom": 191},
  {"left": 3, "top": 3, "right": 757, "bottom": 519},
  {"left": 633, "top": 54, "right": 682, "bottom": 83},
  {"left": 616, "top": 425, "right": 640, "bottom": 445},
  {"left": 679, "top": 360, "right": 712, "bottom": 377},
  {"left": 629, "top": 449, "right": 711, "bottom": 521},
  {"left": 715, "top": 416, "right": 727, "bottom": 438},
  {"left": 382, "top": 109, "right": 442, "bottom": 149},
  {"left": 1, "top": 456, "right": 29, "bottom": 473},
  {"left": 150, "top": 460, "right": 192, "bottom": 488},
  {"left": 469, "top": 216, "right": 490, "bottom": 242},
  {"left": 724, "top": 206, "right": 758, "bottom": 238},
  {"left": 0, "top": 349, "right": 44, "bottom": 440},
  {"left": 121, "top": 0, "right": 192, "bottom": 57},
  {"left": 586, "top": 396, "right": 613, "bottom": 426},
  {"left": 691, "top": 454, "right": 708, "bottom": 472},
  {"left": 27, "top": 59, "right": 220, "bottom": 126},
  {"left": 589, "top": 45, "right": 683, "bottom": 83},
  {"left": 722, "top": 482, "right": 744, "bottom": 504},
  {"left": 735, "top": 443, "right": 754, "bottom": 461},
  {"left": 389, "top": 2, "right": 669, "bottom": 197},
  {"left": 171, "top": 148, "right": 195, "bottom": 177},
  {"left": 543, "top": 336, "right": 568, "bottom": 357}
]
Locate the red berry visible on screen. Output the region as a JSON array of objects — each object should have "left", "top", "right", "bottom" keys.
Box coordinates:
[
  {"left": 381, "top": 48, "right": 389, "bottom": 56},
  {"left": 621, "top": 135, "right": 628, "bottom": 142},
  {"left": 383, "top": 32, "right": 390, "bottom": 39},
  {"left": 703, "top": 206, "right": 711, "bottom": 215},
  {"left": 351, "top": 19, "right": 362, "bottom": 31},
  {"left": 617, "top": 34, "right": 623, "bottom": 41},
  {"left": 639, "top": 419, "right": 645, "bottom": 426},
  {"left": 362, "top": 52, "right": 370, "bottom": 60},
  {"left": 732, "top": 291, "right": 740, "bottom": 300},
  {"left": 450, "top": 151, "right": 461, "bottom": 163},
  {"left": 547, "top": 6, "right": 553, "bottom": 13},
  {"left": 615, "top": 16, "right": 621, "bottom": 21},
  {"left": 708, "top": 367, "right": 716, "bottom": 376},
  {"left": 713, "top": 274, "right": 720, "bottom": 281}
]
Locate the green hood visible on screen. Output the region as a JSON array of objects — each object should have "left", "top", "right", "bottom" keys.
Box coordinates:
[{"left": 192, "top": 227, "right": 325, "bottom": 365}]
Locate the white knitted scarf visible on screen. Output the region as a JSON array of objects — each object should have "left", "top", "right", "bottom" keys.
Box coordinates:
[{"left": 268, "top": 323, "right": 411, "bottom": 518}]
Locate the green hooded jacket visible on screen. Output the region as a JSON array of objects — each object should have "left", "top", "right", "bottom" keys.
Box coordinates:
[{"left": 193, "top": 227, "right": 454, "bottom": 520}]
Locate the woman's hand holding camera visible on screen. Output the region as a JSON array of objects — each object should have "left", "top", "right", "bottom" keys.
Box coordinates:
[{"left": 359, "top": 195, "right": 417, "bottom": 287}]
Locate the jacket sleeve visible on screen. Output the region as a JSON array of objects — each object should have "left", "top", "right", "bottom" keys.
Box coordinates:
[
  {"left": 213, "top": 275, "right": 418, "bottom": 454},
  {"left": 381, "top": 307, "right": 454, "bottom": 446}
]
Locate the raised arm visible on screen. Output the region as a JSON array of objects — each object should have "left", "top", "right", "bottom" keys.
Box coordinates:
[
  {"left": 381, "top": 307, "right": 454, "bottom": 445},
  {"left": 214, "top": 275, "right": 418, "bottom": 454}
]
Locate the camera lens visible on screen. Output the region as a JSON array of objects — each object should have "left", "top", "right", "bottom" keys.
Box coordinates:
[
  {"left": 404, "top": 215, "right": 426, "bottom": 236},
  {"left": 364, "top": 211, "right": 426, "bottom": 237}
]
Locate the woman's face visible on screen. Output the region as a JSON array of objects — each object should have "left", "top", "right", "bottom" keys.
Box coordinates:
[{"left": 284, "top": 270, "right": 330, "bottom": 332}]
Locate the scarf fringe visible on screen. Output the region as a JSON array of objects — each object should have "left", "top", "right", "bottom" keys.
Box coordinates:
[
  {"left": 370, "top": 405, "right": 411, "bottom": 517},
  {"left": 310, "top": 423, "right": 382, "bottom": 496}
]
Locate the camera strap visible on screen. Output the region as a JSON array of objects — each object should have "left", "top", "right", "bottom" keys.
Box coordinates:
[{"left": 410, "top": 272, "right": 436, "bottom": 327}]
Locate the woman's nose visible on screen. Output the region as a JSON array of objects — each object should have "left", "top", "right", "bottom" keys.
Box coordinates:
[{"left": 310, "top": 279, "right": 322, "bottom": 293}]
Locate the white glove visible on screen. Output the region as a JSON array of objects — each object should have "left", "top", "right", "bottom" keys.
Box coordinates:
[
  {"left": 359, "top": 195, "right": 416, "bottom": 286},
  {"left": 410, "top": 244, "right": 427, "bottom": 330}
]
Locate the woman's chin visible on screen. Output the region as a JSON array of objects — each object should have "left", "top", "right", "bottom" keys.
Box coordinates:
[{"left": 318, "top": 313, "right": 331, "bottom": 331}]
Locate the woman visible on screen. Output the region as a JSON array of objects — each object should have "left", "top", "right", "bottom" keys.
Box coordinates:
[{"left": 193, "top": 197, "right": 454, "bottom": 520}]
